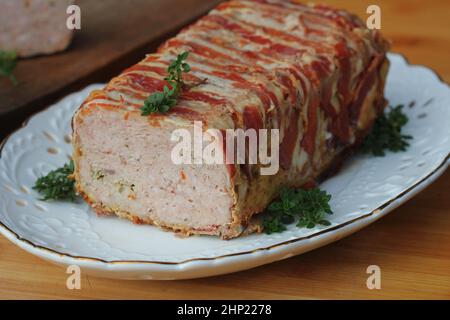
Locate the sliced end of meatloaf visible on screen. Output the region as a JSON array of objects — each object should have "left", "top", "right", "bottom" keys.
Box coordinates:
[{"left": 72, "top": 103, "right": 244, "bottom": 238}]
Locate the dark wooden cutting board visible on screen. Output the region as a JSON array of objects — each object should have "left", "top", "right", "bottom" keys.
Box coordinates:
[{"left": 0, "top": 0, "right": 222, "bottom": 139}]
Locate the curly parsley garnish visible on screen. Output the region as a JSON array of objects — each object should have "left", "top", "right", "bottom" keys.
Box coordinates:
[
  {"left": 141, "top": 51, "right": 191, "bottom": 115},
  {"left": 33, "top": 160, "right": 76, "bottom": 201},
  {"left": 263, "top": 188, "right": 333, "bottom": 234},
  {"left": 362, "top": 105, "right": 412, "bottom": 156},
  {"left": 0, "top": 50, "right": 18, "bottom": 85}
]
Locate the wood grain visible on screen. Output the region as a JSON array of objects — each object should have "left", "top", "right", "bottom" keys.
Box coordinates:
[
  {"left": 0, "top": 0, "right": 222, "bottom": 139},
  {"left": 0, "top": 0, "right": 449, "bottom": 299}
]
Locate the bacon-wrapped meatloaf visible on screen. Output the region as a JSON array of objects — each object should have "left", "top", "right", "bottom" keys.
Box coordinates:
[{"left": 72, "top": 0, "right": 390, "bottom": 239}]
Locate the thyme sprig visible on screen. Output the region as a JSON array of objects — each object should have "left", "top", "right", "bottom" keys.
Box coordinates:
[
  {"left": 141, "top": 51, "right": 191, "bottom": 115},
  {"left": 33, "top": 160, "right": 76, "bottom": 201},
  {"left": 263, "top": 188, "right": 333, "bottom": 234},
  {"left": 0, "top": 50, "right": 18, "bottom": 85},
  {"left": 362, "top": 105, "right": 412, "bottom": 156}
]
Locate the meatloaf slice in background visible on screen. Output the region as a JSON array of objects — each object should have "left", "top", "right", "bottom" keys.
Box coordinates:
[
  {"left": 0, "top": 0, "right": 75, "bottom": 57},
  {"left": 72, "top": 0, "right": 390, "bottom": 239}
]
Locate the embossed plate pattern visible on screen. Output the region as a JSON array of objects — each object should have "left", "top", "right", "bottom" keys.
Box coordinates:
[{"left": 0, "top": 53, "right": 449, "bottom": 279}]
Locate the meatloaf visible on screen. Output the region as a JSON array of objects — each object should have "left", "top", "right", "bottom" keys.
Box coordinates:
[
  {"left": 0, "top": 0, "right": 75, "bottom": 57},
  {"left": 72, "top": 0, "right": 390, "bottom": 239}
]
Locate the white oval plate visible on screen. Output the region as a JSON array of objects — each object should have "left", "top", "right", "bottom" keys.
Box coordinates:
[{"left": 0, "top": 53, "right": 449, "bottom": 280}]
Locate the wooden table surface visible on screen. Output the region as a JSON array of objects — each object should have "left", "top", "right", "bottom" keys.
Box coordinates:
[{"left": 0, "top": 0, "right": 449, "bottom": 299}]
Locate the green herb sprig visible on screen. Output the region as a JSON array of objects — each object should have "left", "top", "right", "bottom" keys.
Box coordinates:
[
  {"left": 141, "top": 51, "right": 191, "bottom": 115},
  {"left": 0, "top": 50, "right": 18, "bottom": 85},
  {"left": 362, "top": 105, "right": 412, "bottom": 156},
  {"left": 263, "top": 188, "right": 333, "bottom": 234},
  {"left": 33, "top": 160, "right": 76, "bottom": 201}
]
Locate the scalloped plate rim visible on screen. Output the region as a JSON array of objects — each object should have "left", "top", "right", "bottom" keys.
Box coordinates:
[{"left": 0, "top": 52, "right": 449, "bottom": 280}]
